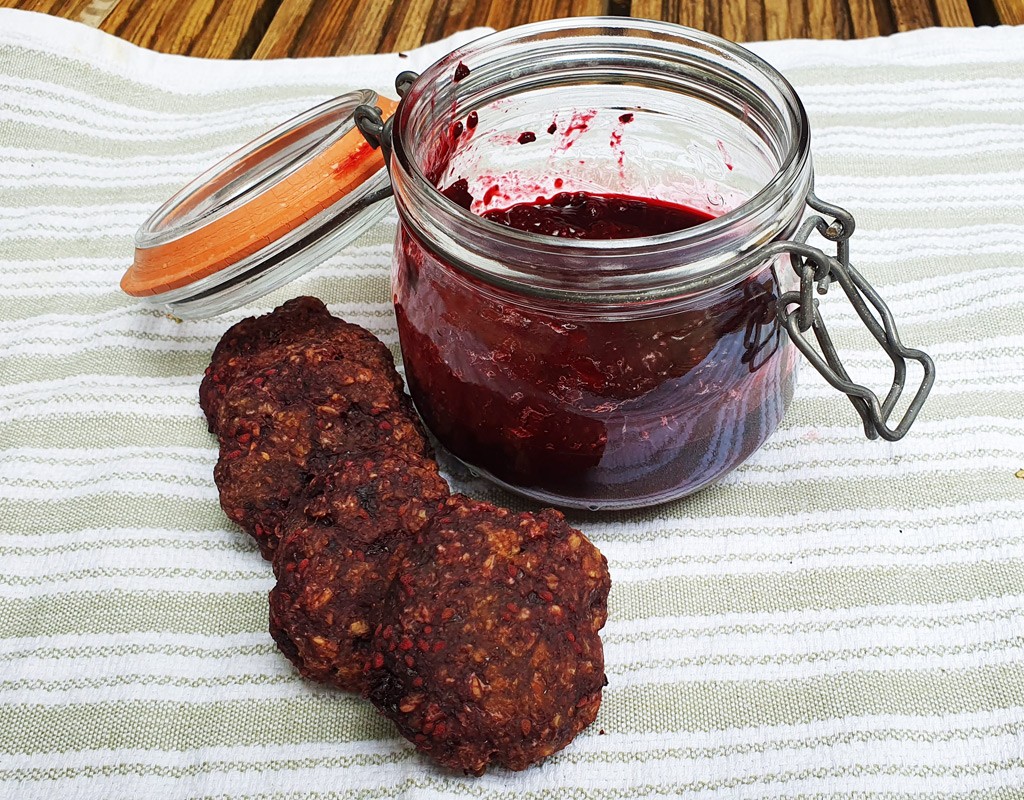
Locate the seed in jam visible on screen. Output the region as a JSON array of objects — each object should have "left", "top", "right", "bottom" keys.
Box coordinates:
[
  {"left": 547, "top": 122, "right": 558, "bottom": 135},
  {"left": 517, "top": 131, "right": 537, "bottom": 144},
  {"left": 467, "top": 111, "right": 479, "bottom": 129},
  {"left": 480, "top": 192, "right": 713, "bottom": 239},
  {"left": 618, "top": 113, "right": 634, "bottom": 124},
  {"left": 454, "top": 62, "right": 471, "bottom": 81}
]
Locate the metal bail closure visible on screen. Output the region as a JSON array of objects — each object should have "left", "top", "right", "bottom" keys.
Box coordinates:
[
  {"left": 354, "top": 71, "right": 419, "bottom": 166},
  {"left": 771, "top": 184, "right": 936, "bottom": 441},
  {"left": 121, "top": 90, "right": 400, "bottom": 319}
]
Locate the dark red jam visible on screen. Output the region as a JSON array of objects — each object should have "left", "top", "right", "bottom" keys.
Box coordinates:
[
  {"left": 480, "top": 192, "right": 714, "bottom": 239},
  {"left": 394, "top": 190, "right": 797, "bottom": 508}
]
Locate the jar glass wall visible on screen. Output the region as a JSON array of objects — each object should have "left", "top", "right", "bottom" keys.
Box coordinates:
[{"left": 389, "top": 19, "right": 813, "bottom": 509}]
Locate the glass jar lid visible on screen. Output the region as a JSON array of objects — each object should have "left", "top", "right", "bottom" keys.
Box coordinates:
[{"left": 120, "top": 90, "right": 397, "bottom": 319}]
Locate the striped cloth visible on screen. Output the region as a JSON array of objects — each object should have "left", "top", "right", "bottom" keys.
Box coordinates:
[{"left": 2, "top": 8, "right": 1023, "bottom": 798}]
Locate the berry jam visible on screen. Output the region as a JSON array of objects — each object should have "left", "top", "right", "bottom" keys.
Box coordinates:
[
  {"left": 480, "top": 192, "right": 714, "bottom": 239},
  {"left": 394, "top": 191, "right": 797, "bottom": 509}
]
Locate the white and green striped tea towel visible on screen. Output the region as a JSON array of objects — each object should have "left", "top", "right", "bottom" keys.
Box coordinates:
[{"left": 2, "top": 8, "right": 1023, "bottom": 798}]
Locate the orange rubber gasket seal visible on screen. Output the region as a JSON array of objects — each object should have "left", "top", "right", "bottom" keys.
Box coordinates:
[{"left": 121, "top": 96, "right": 399, "bottom": 298}]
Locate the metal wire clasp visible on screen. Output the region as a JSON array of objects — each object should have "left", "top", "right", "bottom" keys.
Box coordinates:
[
  {"left": 354, "top": 71, "right": 419, "bottom": 164},
  {"left": 772, "top": 184, "right": 935, "bottom": 441}
]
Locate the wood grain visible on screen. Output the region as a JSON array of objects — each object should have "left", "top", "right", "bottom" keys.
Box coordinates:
[
  {"left": 7, "top": 0, "right": 1024, "bottom": 58},
  {"left": 484, "top": 0, "right": 607, "bottom": 32},
  {"left": 889, "top": 0, "right": 973, "bottom": 29},
  {"left": 888, "top": 0, "right": 935, "bottom": 29},
  {"left": 931, "top": 0, "right": 974, "bottom": 25},
  {"left": 630, "top": 0, "right": 874, "bottom": 39},
  {"left": 806, "top": 0, "right": 854, "bottom": 39},
  {"left": 720, "top": 0, "right": 766, "bottom": 42},
  {"left": 992, "top": 0, "right": 1024, "bottom": 23},
  {"left": 764, "top": 0, "right": 808, "bottom": 38},
  {"left": 847, "top": 0, "right": 894, "bottom": 37},
  {"left": 255, "top": 0, "right": 608, "bottom": 58},
  {"left": 630, "top": 0, "right": 707, "bottom": 32},
  {"left": 1, "top": 0, "right": 97, "bottom": 20},
  {"left": 253, "top": 0, "right": 389, "bottom": 58},
  {"left": 97, "top": 0, "right": 280, "bottom": 57}
]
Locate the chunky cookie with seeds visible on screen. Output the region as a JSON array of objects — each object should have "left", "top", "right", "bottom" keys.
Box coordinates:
[
  {"left": 269, "top": 452, "right": 450, "bottom": 692},
  {"left": 200, "top": 296, "right": 402, "bottom": 434},
  {"left": 213, "top": 402, "right": 315, "bottom": 558},
  {"left": 214, "top": 368, "right": 432, "bottom": 559},
  {"left": 207, "top": 298, "right": 432, "bottom": 559},
  {"left": 366, "top": 495, "right": 610, "bottom": 775},
  {"left": 200, "top": 296, "right": 333, "bottom": 431}
]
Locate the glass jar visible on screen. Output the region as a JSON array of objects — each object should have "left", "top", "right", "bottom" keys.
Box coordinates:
[
  {"left": 383, "top": 20, "right": 807, "bottom": 509},
  {"left": 122, "top": 18, "right": 934, "bottom": 511}
]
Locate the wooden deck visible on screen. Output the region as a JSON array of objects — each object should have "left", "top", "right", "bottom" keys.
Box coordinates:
[{"left": 4, "top": 0, "right": 1021, "bottom": 58}]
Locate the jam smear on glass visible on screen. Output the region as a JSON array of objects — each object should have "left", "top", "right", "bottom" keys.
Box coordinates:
[{"left": 394, "top": 189, "right": 796, "bottom": 509}]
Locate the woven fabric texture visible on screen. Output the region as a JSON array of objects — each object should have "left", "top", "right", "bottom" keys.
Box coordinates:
[{"left": 1, "top": 9, "right": 1023, "bottom": 798}]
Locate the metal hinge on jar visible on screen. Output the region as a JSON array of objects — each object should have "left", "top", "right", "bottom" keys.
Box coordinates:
[
  {"left": 354, "top": 71, "right": 419, "bottom": 165},
  {"left": 768, "top": 183, "right": 936, "bottom": 441}
]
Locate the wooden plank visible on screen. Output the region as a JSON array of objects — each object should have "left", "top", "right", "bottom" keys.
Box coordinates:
[
  {"left": 847, "top": 0, "right": 893, "bottom": 37},
  {"left": 721, "top": 0, "right": 767, "bottom": 42},
  {"left": 889, "top": 0, "right": 971, "bottom": 30},
  {"left": 636, "top": 0, "right": 861, "bottom": 40},
  {"left": 806, "top": 0, "right": 855, "bottom": 38},
  {"left": 888, "top": 0, "right": 937, "bottom": 29},
  {"left": 251, "top": 0, "right": 318, "bottom": 58},
  {"left": 484, "top": 0, "right": 606, "bottom": 33},
  {"left": 630, "top": 0, "right": 708, "bottom": 31},
  {"left": 993, "top": 0, "right": 1024, "bottom": 23},
  {"left": 188, "top": 0, "right": 280, "bottom": 57},
  {"left": 382, "top": 0, "right": 449, "bottom": 53},
  {"left": 0, "top": 0, "right": 100, "bottom": 18},
  {"left": 257, "top": 0, "right": 606, "bottom": 58},
  {"left": 764, "top": 0, "right": 809, "bottom": 38},
  {"left": 637, "top": 0, "right": 934, "bottom": 40},
  {"left": 429, "top": 0, "right": 495, "bottom": 41},
  {"left": 98, "top": 0, "right": 278, "bottom": 57},
  {"left": 932, "top": 0, "right": 975, "bottom": 25},
  {"left": 254, "top": 0, "right": 394, "bottom": 58}
]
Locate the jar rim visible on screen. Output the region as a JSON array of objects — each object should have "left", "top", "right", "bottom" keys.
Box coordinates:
[{"left": 390, "top": 17, "right": 813, "bottom": 302}]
